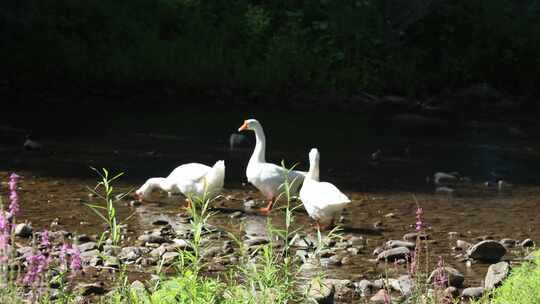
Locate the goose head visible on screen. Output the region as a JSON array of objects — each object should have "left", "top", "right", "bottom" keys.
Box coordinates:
[
  {"left": 238, "top": 119, "right": 261, "bottom": 132},
  {"left": 309, "top": 148, "right": 320, "bottom": 164}
]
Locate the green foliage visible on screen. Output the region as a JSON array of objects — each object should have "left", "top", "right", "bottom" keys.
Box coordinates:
[
  {"left": 86, "top": 168, "right": 130, "bottom": 246},
  {"left": 487, "top": 251, "right": 540, "bottom": 304},
  {"left": 3, "top": 0, "right": 539, "bottom": 97}
]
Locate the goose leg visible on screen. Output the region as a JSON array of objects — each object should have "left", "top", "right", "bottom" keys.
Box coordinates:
[{"left": 259, "top": 198, "right": 275, "bottom": 214}]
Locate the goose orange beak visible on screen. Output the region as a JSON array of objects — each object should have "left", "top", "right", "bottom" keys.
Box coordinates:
[{"left": 238, "top": 121, "right": 249, "bottom": 132}]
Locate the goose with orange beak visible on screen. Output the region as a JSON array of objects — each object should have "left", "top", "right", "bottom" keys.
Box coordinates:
[{"left": 238, "top": 119, "right": 305, "bottom": 214}]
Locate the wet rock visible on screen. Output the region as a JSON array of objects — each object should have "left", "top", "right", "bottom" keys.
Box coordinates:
[
  {"left": 119, "top": 246, "right": 148, "bottom": 262},
  {"left": 202, "top": 245, "right": 224, "bottom": 259},
  {"left": 243, "top": 200, "right": 256, "bottom": 210},
  {"left": 103, "top": 256, "right": 120, "bottom": 268},
  {"left": 372, "top": 247, "right": 384, "bottom": 256},
  {"left": 78, "top": 282, "right": 106, "bottom": 296},
  {"left": 373, "top": 221, "right": 383, "bottom": 229},
  {"left": 323, "top": 254, "right": 343, "bottom": 266},
  {"left": 80, "top": 250, "right": 101, "bottom": 267},
  {"left": 77, "top": 242, "right": 97, "bottom": 253},
  {"left": 520, "top": 238, "right": 535, "bottom": 248},
  {"left": 103, "top": 245, "right": 121, "bottom": 256},
  {"left": 428, "top": 266, "right": 464, "bottom": 288},
  {"left": 347, "top": 236, "right": 366, "bottom": 248},
  {"left": 403, "top": 232, "right": 428, "bottom": 241},
  {"left": 77, "top": 234, "right": 93, "bottom": 243},
  {"left": 445, "top": 286, "right": 459, "bottom": 297},
  {"left": 385, "top": 240, "right": 415, "bottom": 250},
  {"left": 152, "top": 220, "right": 170, "bottom": 226},
  {"left": 354, "top": 280, "right": 375, "bottom": 297},
  {"left": 448, "top": 232, "right": 459, "bottom": 238},
  {"left": 229, "top": 211, "right": 243, "bottom": 219},
  {"left": 14, "top": 223, "right": 33, "bottom": 238},
  {"left": 130, "top": 280, "right": 145, "bottom": 292},
  {"left": 500, "top": 238, "right": 517, "bottom": 248},
  {"left": 467, "top": 240, "right": 506, "bottom": 262},
  {"left": 369, "top": 289, "right": 391, "bottom": 304},
  {"left": 129, "top": 200, "right": 142, "bottom": 207},
  {"left": 347, "top": 248, "right": 359, "bottom": 255},
  {"left": 138, "top": 234, "right": 169, "bottom": 245},
  {"left": 485, "top": 262, "right": 510, "bottom": 290},
  {"left": 24, "top": 138, "right": 43, "bottom": 151},
  {"left": 334, "top": 241, "right": 349, "bottom": 250},
  {"left": 461, "top": 287, "right": 484, "bottom": 299},
  {"left": 162, "top": 252, "right": 180, "bottom": 265},
  {"left": 150, "top": 246, "right": 167, "bottom": 259},
  {"left": 391, "top": 275, "right": 413, "bottom": 296},
  {"left": 433, "top": 172, "right": 458, "bottom": 185},
  {"left": 455, "top": 240, "right": 472, "bottom": 251},
  {"left": 324, "top": 279, "right": 353, "bottom": 300},
  {"left": 169, "top": 239, "right": 190, "bottom": 250},
  {"left": 244, "top": 236, "right": 269, "bottom": 246},
  {"left": 377, "top": 247, "right": 410, "bottom": 262},
  {"left": 436, "top": 186, "right": 455, "bottom": 195},
  {"left": 341, "top": 256, "right": 352, "bottom": 265},
  {"left": 307, "top": 279, "right": 335, "bottom": 304}
]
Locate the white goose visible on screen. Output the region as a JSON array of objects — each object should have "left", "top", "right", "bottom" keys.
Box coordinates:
[
  {"left": 300, "top": 148, "right": 350, "bottom": 230},
  {"left": 135, "top": 161, "right": 225, "bottom": 203},
  {"left": 238, "top": 119, "right": 305, "bottom": 213}
]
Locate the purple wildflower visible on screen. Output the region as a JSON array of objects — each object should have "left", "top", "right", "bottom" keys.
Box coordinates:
[
  {"left": 8, "top": 173, "right": 21, "bottom": 216},
  {"left": 23, "top": 252, "right": 49, "bottom": 285},
  {"left": 59, "top": 243, "right": 71, "bottom": 266},
  {"left": 41, "top": 229, "right": 50, "bottom": 248},
  {"left": 415, "top": 207, "right": 423, "bottom": 231},
  {"left": 435, "top": 256, "right": 448, "bottom": 288},
  {"left": 68, "top": 246, "right": 82, "bottom": 271},
  {"left": 0, "top": 212, "right": 9, "bottom": 253}
]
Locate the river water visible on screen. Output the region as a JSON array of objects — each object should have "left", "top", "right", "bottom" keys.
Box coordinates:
[{"left": 1, "top": 108, "right": 540, "bottom": 290}]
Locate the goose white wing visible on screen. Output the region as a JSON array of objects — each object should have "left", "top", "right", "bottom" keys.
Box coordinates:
[
  {"left": 168, "top": 163, "right": 211, "bottom": 182},
  {"left": 301, "top": 181, "right": 350, "bottom": 208}
]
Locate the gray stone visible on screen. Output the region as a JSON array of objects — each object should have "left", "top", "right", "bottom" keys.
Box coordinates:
[
  {"left": 150, "top": 246, "right": 167, "bottom": 259},
  {"left": 500, "top": 238, "right": 517, "bottom": 248},
  {"left": 14, "top": 223, "right": 33, "bottom": 238},
  {"left": 461, "top": 287, "right": 484, "bottom": 298},
  {"left": 377, "top": 247, "right": 410, "bottom": 262},
  {"left": 244, "top": 236, "right": 269, "bottom": 246},
  {"left": 403, "top": 232, "right": 428, "bottom": 241},
  {"left": 372, "top": 247, "right": 384, "bottom": 256},
  {"left": 162, "top": 252, "right": 180, "bottom": 265},
  {"left": 354, "top": 280, "right": 374, "bottom": 297},
  {"left": 130, "top": 280, "right": 145, "bottom": 292},
  {"left": 369, "top": 289, "right": 390, "bottom": 304},
  {"left": 308, "top": 279, "right": 335, "bottom": 304},
  {"left": 445, "top": 286, "right": 459, "bottom": 297},
  {"left": 485, "top": 262, "right": 510, "bottom": 290},
  {"left": 104, "top": 256, "right": 120, "bottom": 268},
  {"left": 433, "top": 172, "right": 458, "bottom": 185},
  {"left": 347, "top": 236, "right": 366, "bottom": 247},
  {"left": 456, "top": 240, "right": 472, "bottom": 250},
  {"left": 385, "top": 240, "right": 415, "bottom": 250},
  {"left": 78, "top": 282, "right": 106, "bottom": 296},
  {"left": 138, "top": 234, "right": 169, "bottom": 245},
  {"left": 467, "top": 240, "right": 507, "bottom": 262},
  {"left": 393, "top": 275, "right": 413, "bottom": 296},
  {"left": 77, "top": 242, "right": 97, "bottom": 252},
  {"left": 80, "top": 250, "right": 101, "bottom": 266},
  {"left": 436, "top": 186, "right": 455, "bottom": 194},
  {"left": 428, "top": 266, "right": 464, "bottom": 288},
  {"left": 520, "top": 238, "right": 535, "bottom": 248},
  {"left": 347, "top": 248, "right": 359, "bottom": 255},
  {"left": 119, "top": 246, "right": 148, "bottom": 261}
]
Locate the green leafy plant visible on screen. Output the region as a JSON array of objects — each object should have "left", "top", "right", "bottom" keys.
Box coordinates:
[{"left": 86, "top": 167, "right": 130, "bottom": 246}]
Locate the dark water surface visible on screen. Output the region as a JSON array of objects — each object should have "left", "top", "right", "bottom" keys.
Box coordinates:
[{"left": 1, "top": 108, "right": 540, "bottom": 289}]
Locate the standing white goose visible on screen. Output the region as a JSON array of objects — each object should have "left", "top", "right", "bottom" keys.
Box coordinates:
[
  {"left": 300, "top": 148, "right": 350, "bottom": 230},
  {"left": 135, "top": 161, "right": 225, "bottom": 203},
  {"left": 238, "top": 119, "right": 305, "bottom": 213}
]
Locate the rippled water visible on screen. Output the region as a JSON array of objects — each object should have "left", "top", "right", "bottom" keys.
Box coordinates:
[{"left": 1, "top": 109, "right": 540, "bottom": 289}]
